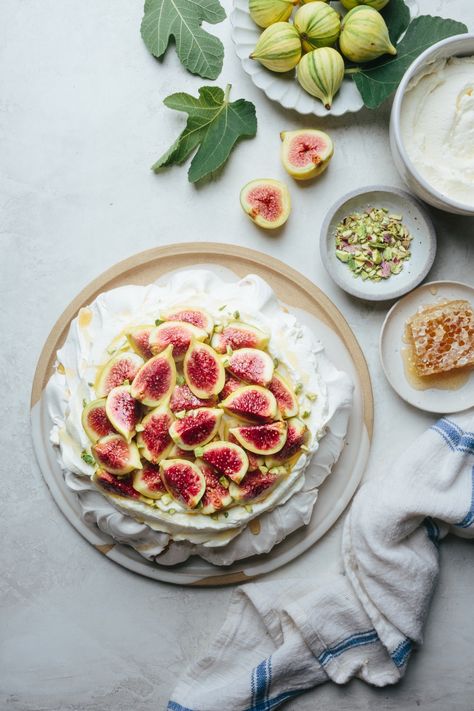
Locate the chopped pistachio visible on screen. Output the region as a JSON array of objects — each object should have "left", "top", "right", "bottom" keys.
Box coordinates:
[
  {"left": 244, "top": 504, "right": 253, "bottom": 513},
  {"left": 214, "top": 324, "right": 223, "bottom": 334},
  {"left": 218, "top": 304, "right": 227, "bottom": 311},
  {"left": 306, "top": 392, "right": 317, "bottom": 401},
  {"left": 273, "top": 357, "right": 279, "bottom": 368},
  {"left": 301, "top": 444, "right": 310, "bottom": 453},
  {"left": 168, "top": 508, "right": 176, "bottom": 515},
  {"left": 194, "top": 446, "right": 205, "bottom": 458},
  {"left": 82, "top": 398, "right": 87, "bottom": 408},
  {"left": 301, "top": 410, "right": 311, "bottom": 419},
  {"left": 81, "top": 451, "right": 95, "bottom": 466},
  {"left": 226, "top": 345, "right": 233, "bottom": 356},
  {"left": 295, "top": 382, "right": 303, "bottom": 395},
  {"left": 175, "top": 410, "right": 186, "bottom": 419},
  {"left": 136, "top": 423, "right": 145, "bottom": 432},
  {"left": 155, "top": 318, "right": 163, "bottom": 326},
  {"left": 223, "top": 511, "right": 229, "bottom": 518},
  {"left": 233, "top": 310, "right": 240, "bottom": 320},
  {"left": 176, "top": 374, "right": 185, "bottom": 386},
  {"left": 219, "top": 476, "right": 230, "bottom": 489}
]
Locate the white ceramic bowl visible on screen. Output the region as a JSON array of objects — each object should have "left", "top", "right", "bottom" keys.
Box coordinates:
[
  {"left": 390, "top": 33, "right": 474, "bottom": 216},
  {"left": 320, "top": 186, "right": 437, "bottom": 302}
]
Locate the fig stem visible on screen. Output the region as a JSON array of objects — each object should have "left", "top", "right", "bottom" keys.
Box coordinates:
[
  {"left": 344, "top": 67, "right": 361, "bottom": 75},
  {"left": 224, "top": 83, "right": 232, "bottom": 103}
]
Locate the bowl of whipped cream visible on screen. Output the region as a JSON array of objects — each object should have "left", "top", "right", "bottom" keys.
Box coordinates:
[{"left": 390, "top": 33, "right": 474, "bottom": 216}]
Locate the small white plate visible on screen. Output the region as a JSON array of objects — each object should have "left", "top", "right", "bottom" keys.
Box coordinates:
[
  {"left": 320, "top": 186, "right": 437, "bottom": 301},
  {"left": 230, "top": 0, "right": 418, "bottom": 117},
  {"left": 380, "top": 281, "right": 474, "bottom": 414}
]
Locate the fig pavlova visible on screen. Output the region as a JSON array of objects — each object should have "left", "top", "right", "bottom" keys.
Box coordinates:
[{"left": 48, "top": 270, "right": 353, "bottom": 566}]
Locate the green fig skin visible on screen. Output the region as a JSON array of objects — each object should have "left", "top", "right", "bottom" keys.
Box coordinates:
[
  {"left": 339, "top": 6, "right": 396, "bottom": 63},
  {"left": 296, "top": 47, "right": 345, "bottom": 109}
]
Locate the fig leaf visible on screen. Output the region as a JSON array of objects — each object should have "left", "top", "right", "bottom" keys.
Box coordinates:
[
  {"left": 153, "top": 85, "right": 257, "bottom": 183},
  {"left": 140, "top": 0, "right": 225, "bottom": 80},
  {"left": 352, "top": 15, "right": 468, "bottom": 109}
]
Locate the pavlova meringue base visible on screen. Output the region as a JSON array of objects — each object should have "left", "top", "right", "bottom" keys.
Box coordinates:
[{"left": 47, "top": 269, "right": 353, "bottom": 566}]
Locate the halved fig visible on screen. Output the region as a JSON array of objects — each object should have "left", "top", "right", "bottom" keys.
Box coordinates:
[
  {"left": 149, "top": 321, "right": 207, "bottom": 361},
  {"left": 92, "top": 434, "right": 141, "bottom": 475},
  {"left": 220, "top": 385, "right": 277, "bottom": 423},
  {"left": 211, "top": 322, "right": 269, "bottom": 354},
  {"left": 226, "top": 348, "right": 274, "bottom": 387},
  {"left": 105, "top": 385, "right": 140, "bottom": 441},
  {"left": 197, "top": 460, "right": 233, "bottom": 514},
  {"left": 229, "top": 469, "right": 282, "bottom": 504},
  {"left": 82, "top": 399, "right": 115, "bottom": 443},
  {"left": 126, "top": 325, "right": 155, "bottom": 360},
  {"left": 161, "top": 306, "right": 214, "bottom": 334},
  {"left": 160, "top": 459, "right": 206, "bottom": 509},
  {"left": 240, "top": 179, "right": 291, "bottom": 230},
  {"left": 94, "top": 469, "right": 139, "bottom": 499},
  {"left": 268, "top": 373, "right": 298, "bottom": 418},
  {"left": 132, "top": 463, "right": 167, "bottom": 499},
  {"left": 266, "top": 417, "right": 307, "bottom": 466},
  {"left": 220, "top": 376, "right": 243, "bottom": 400},
  {"left": 280, "top": 129, "right": 334, "bottom": 181},
  {"left": 169, "top": 408, "right": 222, "bottom": 450},
  {"left": 131, "top": 345, "right": 176, "bottom": 406},
  {"left": 230, "top": 421, "right": 287, "bottom": 455},
  {"left": 136, "top": 404, "right": 173, "bottom": 463},
  {"left": 184, "top": 340, "right": 225, "bottom": 398},
  {"left": 169, "top": 384, "right": 217, "bottom": 413},
  {"left": 200, "top": 441, "right": 249, "bottom": 484},
  {"left": 95, "top": 352, "right": 144, "bottom": 397}
]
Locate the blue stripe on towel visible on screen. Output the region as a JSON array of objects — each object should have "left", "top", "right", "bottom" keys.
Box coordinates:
[
  {"left": 455, "top": 465, "right": 474, "bottom": 529},
  {"left": 424, "top": 517, "right": 440, "bottom": 548},
  {"left": 391, "top": 638, "right": 413, "bottom": 668},
  {"left": 167, "top": 702, "right": 196, "bottom": 711},
  {"left": 431, "top": 419, "right": 474, "bottom": 454},
  {"left": 317, "top": 629, "right": 379, "bottom": 667}
]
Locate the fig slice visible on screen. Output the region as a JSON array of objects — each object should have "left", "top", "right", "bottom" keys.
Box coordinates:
[
  {"left": 211, "top": 322, "right": 269, "bottom": 354},
  {"left": 81, "top": 398, "right": 115, "bottom": 443},
  {"left": 266, "top": 417, "right": 307, "bottom": 466},
  {"left": 131, "top": 344, "right": 176, "bottom": 406},
  {"left": 105, "top": 385, "right": 141, "bottom": 441},
  {"left": 220, "top": 376, "right": 243, "bottom": 400},
  {"left": 161, "top": 306, "right": 214, "bottom": 334},
  {"left": 92, "top": 434, "right": 141, "bottom": 475},
  {"left": 95, "top": 352, "right": 144, "bottom": 397},
  {"left": 240, "top": 179, "right": 291, "bottom": 230},
  {"left": 132, "top": 463, "right": 167, "bottom": 499},
  {"left": 268, "top": 373, "right": 298, "bottom": 418},
  {"left": 200, "top": 441, "right": 249, "bottom": 484},
  {"left": 226, "top": 348, "right": 274, "bottom": 387},
  {"left": 280, "top": 129, "right": 334, "bottom": 181},
  {"left": 169, "top": 407, "right": 222, "bottom": 450},
  {"left": 197, "top": 460, "right": 233, "bottom": 514},
  {"left": 183, "top": 340, "right": 225, "bottom": 398},
  {"left": 125, "top": 325, "right": 155, "bottom": 360},
  {"left": 169, "top": 384, "right": 217, "bottom": 413},
  {"left": 149, "top": 321, "right": 207, "bottom": 361},
  {"left": 230, "top": 421, "right": 287, "bottom": 455},
  {"left": 136, "top": 404, "right": 173, "bottom": 463},
  {"left": 220, "top": 385, "right": 277, "bottom": 423},
  {"left": 228, "top": 431, "right": 264, "bottom": 472},
  {"left": 94, "top": 469, "right": 139, "bottom": 499},
  {"left": 229, "top": 469, "right": 282, "bottom": 504},
  {"left": 160, "top": 459, "right": 206, "bottom": 509}
]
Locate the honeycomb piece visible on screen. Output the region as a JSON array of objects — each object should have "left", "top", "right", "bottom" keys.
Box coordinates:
[{"left": 406, "top": 300, "right": 474, "bottom": 377}]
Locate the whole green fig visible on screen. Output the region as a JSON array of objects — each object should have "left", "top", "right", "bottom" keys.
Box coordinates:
[
  {"left": 339, "top": 6, "right": 396, "bottom": 63},
  {"left": 296, "top": 46, "right": 344, "bottom": 109},
  {"left": 250, "top": 23, "right": 302, "bottom": 72},
  {"left": 294, "top": 2, "right": 341, "bottom": 52},
  {"left": 340, "top": 0, "right": 390, "bottom": 10},
  {"left": 249, "top": 0, "right": 298, "bottom": 29}
]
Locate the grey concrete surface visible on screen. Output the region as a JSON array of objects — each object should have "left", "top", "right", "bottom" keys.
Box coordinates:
[{"left": 1, "top": 0, "right": 473, "bottom": 709}]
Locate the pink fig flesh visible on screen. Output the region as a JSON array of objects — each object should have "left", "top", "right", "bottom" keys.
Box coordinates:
[
  {"left": 211, "top": 322, "right": 269, "bottom": 354},
  {"left": 137, "top": 405, "right": 173, "bottom": 463},
  {"left": 169, "top": 384, "right": 217, "bottom": 413},
  {"left": 169, "top": 408, "right": 222, "bottom": 450},
  {"left": 229, "top": 469, "right": 280, "bottom": 503},
  {"left": 201, "top": 441, "right": 249, "bottom": 484},
  {"left": 226, "top": 348, "right": 274, "bottom": 387},
  {"left": 131, "top": 345, "right": 176, "bottom": 406},
  {"left": 162, "top": 307, "right": 214, "bottom": 333},
  {"left": 132, "top": 463, "right": 166, "bottom": 499},
  {"left": 267, "top": 417, "right": 307, "bottom": 464},
  {"left": 268, "top": 373, "right": 298, "bottom": 418},
  {"left": 160, "top": 459, "right": 206, "bottom": 509},
  {"left": 92, "top": 434, "right": 141, "bottom": 475},
  {"left": 220, "top": 376, "right": 243, "bottom": 400},
  {"left": 198, "top": 460, "right": 233, "bottom": 514},
  {"left": 220, "top": 385, "right": 277, "bottom": 423},
  {"left": 105, "top": 386, "right": 140, "bottom": 440},
  {"left": 230, "top": 421, "right": 287, "bottom": 455},
  {"left": 95, "top": 469, "right": 139, "bottom": 499},
  {"left": 184, "top": 341, "right": 225, "bottom": 398},
  {"left": 149, "top": 321, "right": 206, "bottom": 361},
  {"left": 95, "top": 352, "right": 144, "bottom": 397},
  {"left": 126, "top": 326, "right": 154, "bottom": 360},
  {"left": 82, "top": 399, "right": 115, "bottom": 443}
]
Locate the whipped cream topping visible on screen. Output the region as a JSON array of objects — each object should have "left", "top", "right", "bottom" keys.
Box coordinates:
[
  {"left": 47, "top": 269, "right": 353, "bottom": 566},
  {"left": 401, "top": 56, "right": 474, "bottom": 207}
]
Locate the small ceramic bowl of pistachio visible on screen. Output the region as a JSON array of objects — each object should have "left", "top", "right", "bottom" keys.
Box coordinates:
[{"left": 320, "top": 186, "right": 437, "bottom": 302}]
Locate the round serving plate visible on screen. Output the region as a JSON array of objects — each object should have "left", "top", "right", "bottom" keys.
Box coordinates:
[
  {"left": 31, "top": 243, "right": 373, "bottom": 586},
  {"left": 380, "top": 280, "right": 474, "bottom": 414},
  {"left": 230, "top": 0, "right": 418, "bottom": 118}
]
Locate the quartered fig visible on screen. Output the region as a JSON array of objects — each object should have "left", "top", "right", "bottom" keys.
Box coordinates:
[
  {"left": 132, "top": 463, "right": 167, "bottom": 499},
  {"left": 228, "top": 431, "right": 264, "bottom": 472},
  {"left": 211, "top": 321, "right": 269, "bottom": 354},
  {"left": 250, "top": 22, "right": 302, "bottom": 73},
  {"left": 229, "top": 468, "right": 282, "bottom": 503},
  {"left": 197, "top": 460, "right": 233, "bottom": 515},
  {"left": 183, "top": 340, "right": 225, "bottom": 399},
  {"left": 125, "top": 325, "right": 155, "bottom": 360},
  {"left": 105, "top": 385, "right": 140, "bottom": 441},
  {"left": 82, "top": 399, "right": 115, "bottom": 443},
  {"left": 240, "top": 179, "right": 291, "bottom": 230},
  {"left": 220, "top": 385, "right": 277, "bottom": 423},
  {"left": 268, "top": 373, "right": 298, "bottom": 418},
  {"left": 92, "top": 434, "right": 141, "bottom": 475},
  {"left": 161, "top": 306, "right": 214, "bottom": 334},
  {"left": 95, "top": 352, "right": 144, "bottom": 397},
  {"left": 136, "top": 404, "right": 173, "bottom": 463},
  {"left": 131, "top": 344, "right": 176, "bottom": 406},
  {"left": 149, "top": 321, "right": 207, "bottom": 361},
  {"left": 230, "top": 421, "right": 287, "bottom": 455},
  {"left": 169, "top": 407, "right": 222, "bottom": 450},
  {"left": 226, "top": 348, "right": 274, "bottom": 386},
  {"left": 266, "top": 417, "right": 307, "bottom": 465},
  {"left": 94, "top": 469, "right": 139, "bottom": 499},
  {"left": 220, "top": 376, "right": 244, "bottom": 400},
  {"left": 160, "top": 459, "right": 206, "bottom": 509},
  {"left": 280, "top": 129, "right": 334, "bottom": 181},
  {"left": 169, "top": 384, "right": 217, "bottom": 413},
  {"left": 200, "top": 441, "right": 249, "bottom": 484}
]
